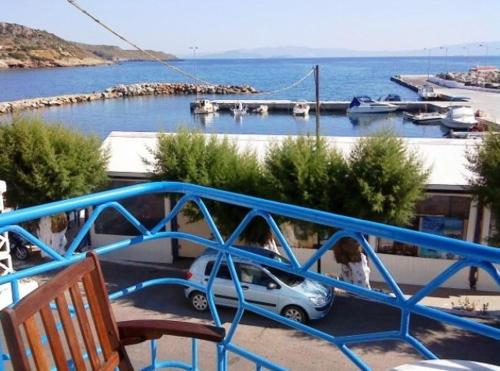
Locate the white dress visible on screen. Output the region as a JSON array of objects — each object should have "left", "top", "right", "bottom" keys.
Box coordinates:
[
  {"left": 38, "top": 216, "right": 67, "bottom": 257},
  {"left": 340, "top": 254, "right": 371, "bottom": 289}
]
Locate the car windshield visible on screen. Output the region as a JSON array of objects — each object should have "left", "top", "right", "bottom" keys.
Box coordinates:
[{"left": 265, "top": 266, "right": 304, "bottom": 287}]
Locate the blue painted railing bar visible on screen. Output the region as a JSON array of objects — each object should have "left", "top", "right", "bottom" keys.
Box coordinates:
[{"left": 0, "top": 181, "right": 499, "bottom": 371}]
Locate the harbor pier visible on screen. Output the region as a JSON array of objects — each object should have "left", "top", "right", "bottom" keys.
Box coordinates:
[
  {"left": 392, "top": 74, "right": 500, "bottom": 124},
  {"left": 191, "top": 99, "right": 445, "bottom": 113}
]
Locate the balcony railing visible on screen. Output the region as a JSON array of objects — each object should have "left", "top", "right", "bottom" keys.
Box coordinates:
[{"left": 0, "top": 182, "right": 499, "bottom": 370}]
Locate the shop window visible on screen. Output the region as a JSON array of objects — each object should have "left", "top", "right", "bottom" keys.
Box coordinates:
[{"left": 377, "top": 194, "right": 472, "bottom": 259}]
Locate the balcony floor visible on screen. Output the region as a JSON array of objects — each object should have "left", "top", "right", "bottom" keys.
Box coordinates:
[{"left": 26, "top": 258, "right": 500, "bottom": 370}]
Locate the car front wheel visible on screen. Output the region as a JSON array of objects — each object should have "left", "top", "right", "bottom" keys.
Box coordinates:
[
  {"left": 282, "top": 305, "right": 307, "bottom": 323},
  {"left": 190, "top": 291, "right": 209, "bottom": 312}
]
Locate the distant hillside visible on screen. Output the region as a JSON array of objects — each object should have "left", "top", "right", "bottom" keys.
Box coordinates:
[
  {"left": 77, "top": 43, "right": 176, "bottom": 62},
  {"left": 0, "top": 22, "right": 176, "bottom": 69}
]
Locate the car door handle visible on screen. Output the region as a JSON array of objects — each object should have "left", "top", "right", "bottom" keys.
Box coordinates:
[{"left": 242, "top": 285, "right": 249, "bottom": 290}]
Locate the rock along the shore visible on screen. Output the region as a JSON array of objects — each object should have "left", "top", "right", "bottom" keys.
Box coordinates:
[{"left": 0, "top": 82, "right": 258, "bottom": 115}]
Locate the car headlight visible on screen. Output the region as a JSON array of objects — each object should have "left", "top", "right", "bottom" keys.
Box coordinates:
[{"left": 309, "top": 295, "right": 328, "bottom": 307}]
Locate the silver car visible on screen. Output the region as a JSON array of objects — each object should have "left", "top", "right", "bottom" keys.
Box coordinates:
[{"left": 184, "top": 247, "right": 334, "bottom": 323}]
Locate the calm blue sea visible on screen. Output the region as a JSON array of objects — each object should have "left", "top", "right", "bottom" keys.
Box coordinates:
[{"left": 1, "top": 56, "right": 499, "bottom": 138}]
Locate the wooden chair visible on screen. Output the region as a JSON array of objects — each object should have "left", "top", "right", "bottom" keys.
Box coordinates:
[{"left": 1, "top": 252, "right": 225, "bottom": 370}]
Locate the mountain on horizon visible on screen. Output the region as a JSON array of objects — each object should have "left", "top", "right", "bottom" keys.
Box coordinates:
[{"left": 195, "top": 42, "right": 500, "bottom": 59}]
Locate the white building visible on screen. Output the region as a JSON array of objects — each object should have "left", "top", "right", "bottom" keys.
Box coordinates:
[{"left": 92, "top": 131, "right": 498, "bottom": 291}]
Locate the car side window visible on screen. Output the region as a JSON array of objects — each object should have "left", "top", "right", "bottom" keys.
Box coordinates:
[
  {"left": 237, "top": 263, "right": 273, "bottom": 287},
  {"left": 205, "top": 261, "right": 232, "bottom": 280}
]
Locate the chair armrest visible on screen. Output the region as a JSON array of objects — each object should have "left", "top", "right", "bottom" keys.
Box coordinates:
[{"left": 117, "top": 320, "right": 225, "bottom": 346}]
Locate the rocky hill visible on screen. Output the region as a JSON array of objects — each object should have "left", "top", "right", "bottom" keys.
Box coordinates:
[
  {"left": 77, "top": 43, "right": 176, "bottom": 62},
  {"left": 0, "top": 22, "right": 176, "bottom": 69}
]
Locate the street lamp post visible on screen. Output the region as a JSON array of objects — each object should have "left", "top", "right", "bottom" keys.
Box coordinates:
[
  {"left": 479, "top": 43, "right": 489, "bottom": 64},
  {"left": 424, "top": 48, "right": 431, "bottom": 79},
  {"left": 440, "top": 46, "right": 448, "bottom": 73},
  {"left": 189, "top": 46, "right": 199, "bottom": 96},
  {"left": 463, "top": 46, "right": 469, "bottom": 58}
]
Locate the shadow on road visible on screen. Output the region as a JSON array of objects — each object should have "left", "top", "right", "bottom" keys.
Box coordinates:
[{"left": 98, "top": 259, "right": 500, "bottom": 365}]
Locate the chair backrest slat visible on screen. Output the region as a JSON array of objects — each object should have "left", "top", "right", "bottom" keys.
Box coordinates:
[
  {"left": 1, "top": 253, "right": 129, "bottom": 370},
  {"left": 1, "top": 308, "right": 31, "bottom": 370},
  {"left": 39, "top": 305, "right": 69, "bottom": 371},
  {"left": 81, "top": 274, "right": 114, "bottom": 360},
  {"left": 69, "top": 284, "right": 101, "bottom": 370},
  {"left": 23, "top": 315, "right": 50, "bottom": 371},
  {"left": 55, "top": 294, "right": 86, "bottom": 370}
]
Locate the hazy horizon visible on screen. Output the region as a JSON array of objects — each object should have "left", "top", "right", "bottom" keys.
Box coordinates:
[{"left": 3, "top": 0, "right": 500, "bottom": 56}]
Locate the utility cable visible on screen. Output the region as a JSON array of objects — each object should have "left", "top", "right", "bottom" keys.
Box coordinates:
[{"left": 66, "top": 0, "right": 314, "bottom": 96}]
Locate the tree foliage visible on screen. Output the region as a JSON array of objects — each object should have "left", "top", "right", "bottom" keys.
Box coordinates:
[
  {"left": 468, "top": 133, "right": 500, "bottom": 244},
  {"left": 149, "top": 130, "right": 429, "bottom": 244},
  {"left": 0, "top": 116, "right": 109, "bottom": 208},
  {"left": 265, "top": 136, "right": 348, "bottom": 212},
  {"left": 344, "top": 133, "right": 429, "bottom": 225},
  {"left": 148, "top": 130, "right": 266, "bottom": 241}
]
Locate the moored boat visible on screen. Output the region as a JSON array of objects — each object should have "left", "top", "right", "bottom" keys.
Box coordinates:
[
  {"left": 231, "top": 102, "right": 248, "bottom": 116},
  {"left": 418, "top": 85, "right": 439, "bottom": 100},
  {"left": 252, "top": 105, "right": 268, "bottom": 114},
  {"left": 404, "top": 111, "right": 445, "bottom": 125},
  {"left": 193, "top": 99, "right": 217, "bottom": 114},
  {"left": 347, "top": 96, "right": 398, "bottom": 114},
  {"left": 293, "top": 101, "right": 310, "bottom": 116},
  {"left": 441, "top": 106, "right": 478, "bottom": 130}
]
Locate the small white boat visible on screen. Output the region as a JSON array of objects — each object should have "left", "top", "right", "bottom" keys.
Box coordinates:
[
  {"left": 293, "top": 101, "right": 310, "bottom": 116},
  {"left": 447, "top": 130, "right": 489, "bottom": 139},
  {"left": 347, "top": 96, "right": 398, "bottom": 114},
  {"left": 405, "top": 111, "right": 445, "bottom": 124},
  {"left": 231, "top": 102, "right": 248, "bottom": 116},
  {"left": 441, "top": 106, "right": 478, "bottom": 130},
  {"left": 193, "top": 99, "right": 217, "bottom": 114},
  {"left": 252, "top": 105, "right": 268, "bottom": 114},
  {"left": 418, "top": 85, "right": 439, "bottom": 100}
]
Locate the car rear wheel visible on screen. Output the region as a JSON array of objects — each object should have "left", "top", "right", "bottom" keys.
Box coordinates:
[
  {"left": 282, "top": 305, "right": 307, "bottom": 323},
  {"left": 190, "top": 291, "right": 209, "bottom": 312},
  {"left": 12, "top": 245, "right": 29, "bottom": 261}
]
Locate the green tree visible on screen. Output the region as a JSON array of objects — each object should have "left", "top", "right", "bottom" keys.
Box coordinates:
[
  {"left": 0, "top": 116, "right": 109, "bottom": 208},
  {"left": 344, "top": 133, "right": 429, "bottom": 226},
  {"left": 468, "top": 133, "right": 500, "bottom": 245},
  {"left": 264, "top": 136, "right": 348, "bottom": 239},
  {"left": 265, "top": 136, "right": 348, "bottom": 213},
  {"left": 148, "top": 130, "right": 266, "bottom": 241}
]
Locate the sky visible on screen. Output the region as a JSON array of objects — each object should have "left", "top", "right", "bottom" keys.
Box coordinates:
[{"left": 2, "top": 0, "right": 500, "bottom": 56}]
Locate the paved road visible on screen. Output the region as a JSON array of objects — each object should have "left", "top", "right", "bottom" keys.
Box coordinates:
[{"left": 99, "top": 260, "right": 499, "bottom": 371}]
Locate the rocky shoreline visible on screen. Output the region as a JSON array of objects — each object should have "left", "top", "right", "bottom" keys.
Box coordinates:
[
  {"left": 0, "top": 82, "right": 258, "bottom": 115},
  {"left": 437, "top": 66, "right": 500, "bottom": 90}
]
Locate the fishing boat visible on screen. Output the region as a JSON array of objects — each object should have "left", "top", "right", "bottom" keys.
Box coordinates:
[
  {"left": 293, "top": 101, "right": 310, "bottom": 116},
  {"left": 193, "top": 99, "right": 217, "bottom": 114},
  {"left": 347, "top": 96, "right": 398, "bottom": 114},
  {"left": 231, "top": 102, "right": 248, "bottom": 116},
  {"left": 418, "top": 85, "right": 439, "bottom": 100},
  {"left": 252, "top": 105, "right": 269, "bottom": 114},
  {"left": 441, "top": 106, "right": 478, "bottom": 130}
]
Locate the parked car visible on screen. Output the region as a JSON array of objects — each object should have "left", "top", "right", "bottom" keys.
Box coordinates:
[{"left": 184, "top": 247, "right": 334, "bottom": 323}]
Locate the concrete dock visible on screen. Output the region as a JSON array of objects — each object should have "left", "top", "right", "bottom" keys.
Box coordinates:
[
  {"left": 392, "top": 74, "right": 500, "bottom": 124},
  {"left": 190, "top": 99, "right": 445, "bottom": 113}
]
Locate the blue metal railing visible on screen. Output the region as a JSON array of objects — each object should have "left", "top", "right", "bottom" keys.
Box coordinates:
[{"left": 0, "top": 182, "right": 499, "bottom": 370}]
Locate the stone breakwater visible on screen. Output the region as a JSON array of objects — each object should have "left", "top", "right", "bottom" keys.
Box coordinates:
[{"left": 0, "top": 82, "right": 258, "bottom": 115}]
